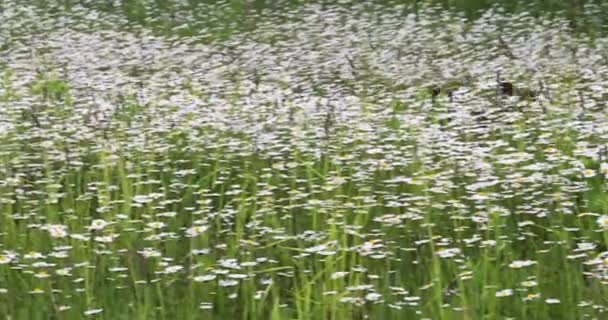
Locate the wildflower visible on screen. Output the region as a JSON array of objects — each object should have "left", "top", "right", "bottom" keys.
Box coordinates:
[
  {"left": 218, "top": 259, "right": 241, "bottom": 269},
  {"left": 508, "top": 260, "right": 537, "bottom": 269},
  {"left": 0, "top": 255, "right": 13, "bottom": 264},
  {"left": 70, "top": 233, "right": 88, "bottom": 241},
  {"left": 471, "top": 192, "right": 489, "bottom": 201},
  {"left": 56, "top": 268, "right": 72, "bottom": 276},
  {"left": 520, "top": 280, "right": 538, "bottom": 287},
  {"left": 582, "top": 169, "right": 596, "bottom": 178},
  {"left": 331, "top": 271, "right": 349, "bottom": 280},
  {"left": 213, "top": 269, "right": 230, "bottom": 275},
  {"left": 147, "top": 221, "right": 166, "bottom": 229},
  {"left": 191, "top": 249, "right": 210, "bottom": 255},
  {"left": 138, "top": 248, "right": 161, "bottom": 258},
  {"left": 597, "top": 215, "right": 608, "bottom": 229},
  {"left": 29, "top": 288, "right": 45, "bottom": 294},
  {"left": 32, "top": 261, "right": 55, "bottom": 268},
  {"left": 545, "top": 298, "right": 560, "bottom": 304},
  {"left": 47, "top": 224, "right": 68, "bottom": 238},
  {"left": 89, "top": 219, "right": 109, "bottom": 231},
  {"left": 199, "top": 302, "right": 213, "bottom": 310},
  {"left": 83, "top": 308, "right": 103, "bottom": 316},
  {"left": 365, "top": 292, "right": 382, "bottom": 302},
  {"left": 436, "top": 248, "right": 461, "bottom": 258},
  {"left": 567, "top": 253, "right": 587, "bottom": 260},
  {"left": 578, "top": 301, "right": 592, "bottom": 307},
  {"left": 496, "top": 289, "right": 513, "bottom": 297},
  {"left": 305, "top": 241, "right": 338, "bottom": 256},
  {"left": 50, "top": 251, "right": 69, "bottom": 259},
  {"left": 347, "top": 284, "right": 374, "bottom": 291},
  {"left": 240, "top": 261, "right": 258, "bottom": 267},
  {"left": 339, "top": 296, "right": 364, "bottom": 305},
  {"left": 575, "top": 242, "right": 596, "bottom": 252},
  {"left": 578, "top": 212, "right": 599, "bottom": 217},
  {"left": 219, "top": 279, "right": 239, "bottom": 287},
  {"left": 24, "top": 252, "right": 44, "bottom": 260},
  {"left": 161, "top": 265, "right": 183, "bottom": 274},
  {"left": 193, "top": 275, "right": 217, "bottom": 282},
  {"left": 185, "top": 225, "right": 208, "bottom": 237},
  {"left": 157, "top": 211, "right": 177, "bottom": 218},
  {"left": 524, "top": 293, "right": 541, "bottom": 301},
  {"left": 133, "top": 195, "right": 153, "bottom": 204},
  {"left": 94, "top": 235, "right": 115, "bottom": 243}
]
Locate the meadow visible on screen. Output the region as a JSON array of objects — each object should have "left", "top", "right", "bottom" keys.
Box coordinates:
[{"left": 2, "top": 0, "right": 608, "bottom": 319}]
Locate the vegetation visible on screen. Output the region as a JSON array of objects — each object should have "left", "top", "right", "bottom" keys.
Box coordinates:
[{"left": 1, "top": 1, "right": 608, "bottom": 319}]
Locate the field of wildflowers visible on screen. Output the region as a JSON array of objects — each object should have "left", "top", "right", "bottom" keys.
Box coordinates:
[{"left": 1, "top": 1, "right": 608, "bottom": 319}]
